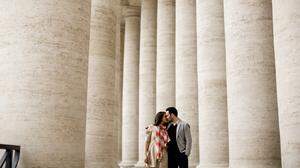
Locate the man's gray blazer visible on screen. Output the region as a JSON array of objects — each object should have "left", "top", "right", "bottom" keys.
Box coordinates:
[{"left": 168, "top": 119, "right": 192, "bottom": 156}]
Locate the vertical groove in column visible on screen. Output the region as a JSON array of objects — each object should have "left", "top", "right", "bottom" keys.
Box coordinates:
[
  {"left": 135, "top": 0, "right": 157, "bottom": 167},
  {"left": 176, "top": 0, "right": 199, "bottom": 167},
  {"left": 0, "top": 0, "right": 91, "bottom": 167},
  {"left": 114, "top": 0, "right": 123, "bottom": 166},
  {"left": 85, "top": 0, "right": 117, "bottom": 167},
  {"left": 224, "top": 0, "right": 281, "bottom": 167},
  {"left": 156, "top": 0, "right": 176, "bottom": 111},
  {"left": 196, "top": 0, "right": 229, "bottom": 167},
  {"left": 273, "top": 0, "right": 300, "bottom": 167},
  {"left": 118, "top": 24, "right": 125, "bottom": 162},
  {"left": 119, "top": 6, "right": 140, "bottom": 168}
]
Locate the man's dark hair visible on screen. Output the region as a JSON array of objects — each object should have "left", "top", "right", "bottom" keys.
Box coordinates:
[
  {"left": 166, "top": 107, "right": 178, "bottom": 117},
  {"left": 154, "top": 111, "right": 165, "bottom": 126}
]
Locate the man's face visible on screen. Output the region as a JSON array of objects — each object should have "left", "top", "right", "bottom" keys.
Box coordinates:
[{"left": 166, "top": 111, "right": 172, "bottom": 122}]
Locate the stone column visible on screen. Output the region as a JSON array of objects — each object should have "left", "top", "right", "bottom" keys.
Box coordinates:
[
  {"left": 224, "top": 0, "right": 281, "bottom": 167},
  {"left": 273, "top": 0, "right": 300, "bottom": 167},
  {"left": 85, "top": 0, "right": 117, "bottom": 168},
  {"left": 0, "top": 1, "right": 91, "bottom": 167},
  {"left": 135, "top": 0, "right": 157, "bottom": 167},
  {"left": 119, "top": 6, "right": 140, "bottom": 168},
  {"left": 196, "top": 0, "right": 228, "bottom": 168},
  {"left": 156, "top": 0, "right": 176, "bottom": 111},
  {"left": 176, "top": 0, "right": 199, "bottom": 167}
]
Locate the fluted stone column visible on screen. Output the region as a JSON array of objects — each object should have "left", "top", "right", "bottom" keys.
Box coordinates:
[
  {"left": 0, "top": 1, "right": 91, "bottom": 167},
  {"left": 196, "top": 0, "right": 228, "bottom": 168},
  {"left": 224, "top": 0, "right": 281, "bottom": 167},
  {"left": 119, "top": 6, "right": 140, "bottom": 168},
  {"left": 156, "top": 0, "right": 176, "bottom": 111},
  {"left": 176, "top": 0, "right": 199, "bottom": 167},
  {"left": 85, "top": 0, "right": 118, "bottom": 167},
  {"left": 135, "top": 0, "right": 157, "bottom": 167},
  {"left": 273, "top": 0, "right": 300, "bottom": 167}
]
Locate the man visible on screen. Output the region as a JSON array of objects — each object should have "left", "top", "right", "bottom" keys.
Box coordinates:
[{"left": 166, "top": 107, "right": 192, "bottom": 168}]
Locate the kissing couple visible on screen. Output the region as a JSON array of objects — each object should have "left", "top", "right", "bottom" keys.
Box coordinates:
[{"left": 144, "top": 107, "right": 192, "bottom": 168}]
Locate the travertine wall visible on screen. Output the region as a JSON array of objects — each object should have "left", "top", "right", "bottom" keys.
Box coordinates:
[
  {"left": 176, "top": 0, "right": 199, "bottom": 167},
  {"left": 136, "top": 0, "right": 157, "bottom": 167},
  {"left": 196, "top": 0, "right": 229, "bottom": 167},
  {"left": 273, "top": 0, "right": 300, "bottom": 167},
  {"left": 224, "top": 0, "right": 281, "bottom": 167},
  {"left": 156, "top": 0, "right": 176, "bottom": 111},
  {"left": 119, "top": 6, "right": 140, "bottom": 168},
  {"left": 85, "top": 0, "right": 118, "bottom": 167},
  {"left": 0, "top": 0, "right": 91, "bottom": 167}
]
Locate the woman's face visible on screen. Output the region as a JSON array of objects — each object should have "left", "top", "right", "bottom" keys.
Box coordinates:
[{"left": 162, "top": 113, "right": 168, "bottom": 124}]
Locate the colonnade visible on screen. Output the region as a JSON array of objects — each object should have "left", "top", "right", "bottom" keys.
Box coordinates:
[
  {"left": 119, "top": 0, "right": 300, "bottom": 168},
  {"left": 0, "top": 0, "right": 299, "bottom": 168}
]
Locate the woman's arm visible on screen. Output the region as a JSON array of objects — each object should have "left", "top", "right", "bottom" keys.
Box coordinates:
[
  {"left": 144, "top": 127, "right": 152, "bottom": 164},
  {"left": 145, "top": 133, "right": 151, "bottom": 156}
]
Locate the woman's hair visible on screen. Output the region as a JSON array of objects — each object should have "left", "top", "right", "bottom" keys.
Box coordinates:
[{"left": 154, "top": 111, "right": 165, "bottom": 126}]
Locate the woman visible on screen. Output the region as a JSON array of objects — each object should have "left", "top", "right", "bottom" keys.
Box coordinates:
[{"left": 144, "top": 111, "right": 170, "bottom": 168}]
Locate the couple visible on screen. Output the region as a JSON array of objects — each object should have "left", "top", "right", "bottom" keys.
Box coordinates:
[{"left": 144, "top": 107, "right": 192, "bottom": 168}]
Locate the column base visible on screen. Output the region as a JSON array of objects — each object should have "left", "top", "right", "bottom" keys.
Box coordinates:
[
  {"left": 196, "top": 163, "right": 229, "bottom": 168},
  {"left": 189, "top": 163, "right": 199, "bottom": 168},
  {"left": 229, "top": 160, "right": 281, "bottom": 168},
  {"left": 119, "top": 161, "right": 137, "bottom": 168},
  {"left": 134, "top": 160, "right": 145, "bottom": 168}
]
